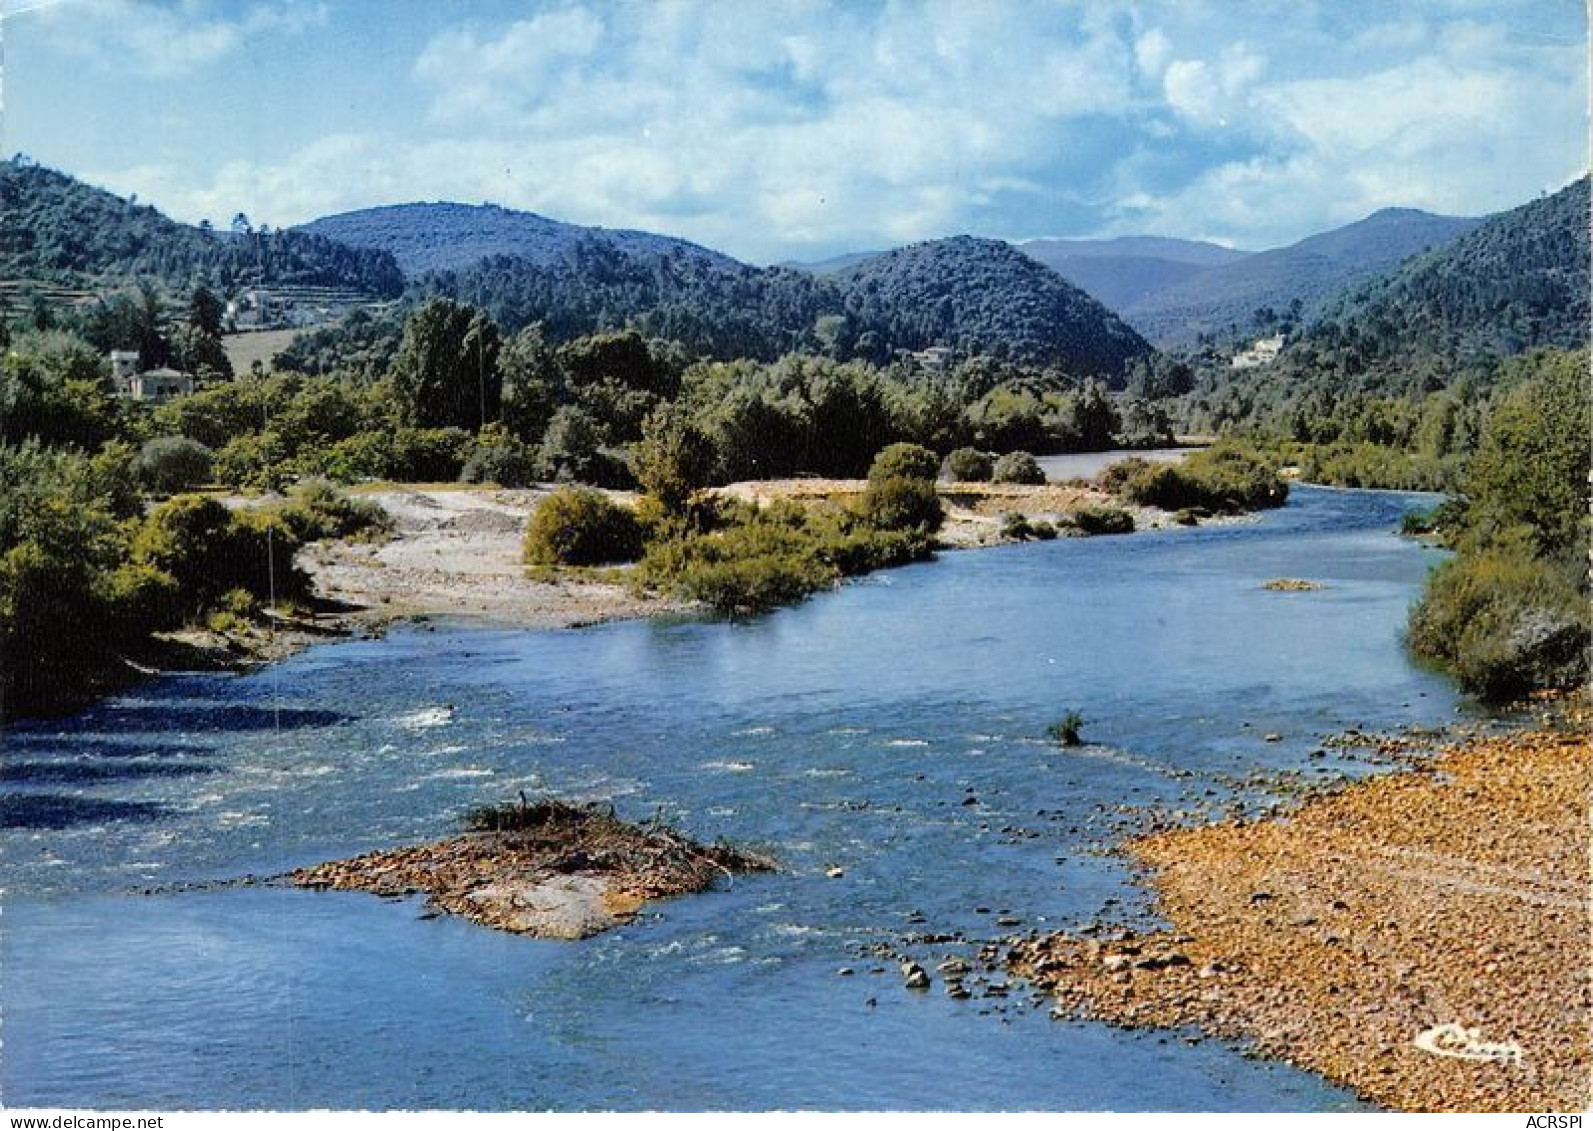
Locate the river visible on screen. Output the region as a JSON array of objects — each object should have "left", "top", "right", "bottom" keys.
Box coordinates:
[{"left": 0, "top": 485, "right": 1462, "bottom": 1110}]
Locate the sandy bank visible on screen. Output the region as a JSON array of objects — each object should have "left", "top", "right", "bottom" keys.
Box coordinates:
[
  {"left": 296, "top": 478, "right": 1219, "bottom": 628},
  {"left": 300, "top": 485, "right": 683, "bottom": 629},
  {"left": 1009, "top": 711, "right": 1591, "bottom": 1112}
]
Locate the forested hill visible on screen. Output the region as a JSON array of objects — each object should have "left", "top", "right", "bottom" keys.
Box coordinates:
[
  {"left": 418, "top": 233, "right": 1154, "bottom": 374},
  {"left": 1275, "top": 176, "right": 1590, "bottom": 390},
  {"left": 835, "top": 236, "right": 1154, "bottom": 375},
  {"left": 1122, "top": 207, "right": 1481, "bottom": 346},
  {"left": 301, "top": 202, "right": 739, "bottom": 275},
  {"left": 418, "top": 241, "right": 844, "bottom": 361},
  {"left": 0, "top": 160, "right": 404, "bottom": 297}
]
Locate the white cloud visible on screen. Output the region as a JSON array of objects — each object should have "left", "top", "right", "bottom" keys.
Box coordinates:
[
  {"left": 31, "top": 0, "right": 327, "bottom": 77},
  {"left": 415, "top": 7, "right": 607, "bottom": 122},
  {"left": 1134, "top": 28, "right": 1171, "bottom": 77},
  {"left": 1110, "top": 31, "right": 1587, "bottom": 246},
  {"left": 62, "top": 1, "right": 1593, "bottom": 260},
  {"left": 1163, "top": 43, "right": 1266, "bottom": 126}
]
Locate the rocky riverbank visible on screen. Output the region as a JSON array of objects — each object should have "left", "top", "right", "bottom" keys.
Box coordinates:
[
  {"left": 291, "top": 799, "right": 776, "bottom": 940},
  {"left": 1009, "top": 707, "right": 1590, "bottom": 1112}
]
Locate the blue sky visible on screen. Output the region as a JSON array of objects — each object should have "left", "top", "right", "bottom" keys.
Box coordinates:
[{"left": 3, "top": 0, "right": 1586, "bottom": 263}]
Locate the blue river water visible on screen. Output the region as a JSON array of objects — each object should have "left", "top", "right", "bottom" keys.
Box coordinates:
[{"left": 1, "top": 486, "right": 1465, "bottom": 1110}]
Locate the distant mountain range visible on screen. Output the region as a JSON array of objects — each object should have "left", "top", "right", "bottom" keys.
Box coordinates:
[
  {"left": 423, "top": 231, "right": 1152, "bottom": 372},
  {"left": 1015, "top": 236, "right": 1250, "bottom": 316},
  {"left": 1118, "top": 207, "right": 1484, "bottom": 347},
  {"left": 787, "top": 212, "right": 1488, "bottom": 349},
  {"left": 1274, "top": 176, "right": 1590, "bottom": 388}
]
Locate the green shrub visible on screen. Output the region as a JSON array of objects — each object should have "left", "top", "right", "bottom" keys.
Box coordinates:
[
  {"left": 1064, "top": 504, "right": 1135, "bottom": 536},
  {"left": 868, "top": 442, "right": 940, "bottom": 484},
  {"left": 1048, "top": 710, "right": 1085, "bottom": 746},
  {"left": 1000, "top": 512, "right": 1032, "bottom": 540},
  {"left": 639, "top": 514, "right": 834, "bottom": 615},
  {"left": 992, "top": 451, "right": 1046, "bottom": 485},
  {"left": 133, "top": 436, "right": 214, "bottom": 495},
  {"left": 460, "top": 438, "right": 538, "bottom": 488},
  {"left": 212, "top": 431, "right": 290, "bottom": 491},
  {"left": 523, "top": 487, "right": 644, "bottom": 566},
  {"left": 636, "top": 498, "right": 932, "bottom": 616},
  {"left": 276, "top": 479, "right": 391, "bottom": 543},
  {"left": 389, "top": 427, "right": 473, "bottom": 483},
  {"left": 1112, "top": 443, "right": 1287, "bottom": 514},
  {"left": 315, "top": 431, "right": 395, "bottom": 483},
  {"left": 944, "top": 447, "right": 994, "bottom": 482},
  {"left": 859, "top": 476, "right": 943, "bottom": 533},
  {"left": 131, "top": 495, "right": 307, "bottom": 612},
  {"left": 1409, "top": 539, "right": 1589, "bottom": 700}
]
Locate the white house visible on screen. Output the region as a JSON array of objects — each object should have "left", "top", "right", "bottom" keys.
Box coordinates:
[
  {"left": 1230, "top": 334, "right": 1285, "bottom": 370},
  {"left": 108, "top": 352, "right": 194, "bottom": 401}
]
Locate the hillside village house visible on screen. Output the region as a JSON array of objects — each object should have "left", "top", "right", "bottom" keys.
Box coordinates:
[
  {"left": 109, "top": 350, "right": 194, "bottom": 401},
  {"left": 1230, "top": 334, "right": 1286, "bottom": 369}
]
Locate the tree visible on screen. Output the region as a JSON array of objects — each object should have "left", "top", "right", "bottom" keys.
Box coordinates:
[
  {"left": 189, "top": 286, "right": 224, "bottom": 337},
  {"left": 498, "top": 323, "right": 561, "bottom": 443},
  {"left": 633, "top": 404, "right": 715, "bottom": 514},
  {"left": 557, "top": 330, "right": 665, "bottom": 394},
  {"left": 537, "top": 405, "right": 606, "bottom": 483},
  {"left": 391, "top": 299, "right": 503, "bottom": 431},
  {"left": 1464, "top": 349, "right": 1590, "bottom": 555}
]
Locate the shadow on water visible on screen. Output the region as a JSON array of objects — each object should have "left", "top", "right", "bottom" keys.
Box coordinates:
[
  {"left": 87, "top": 705, "right": 349, "bottom": 733},
  {"left": 0, "top": 739, "right": 207, "bottom": 760},
  {"left": 0, "top": 761, "right": 218, "bottom": 785},
  {"left": 0, "top": 794, "right": 170, "bottom": 830}
]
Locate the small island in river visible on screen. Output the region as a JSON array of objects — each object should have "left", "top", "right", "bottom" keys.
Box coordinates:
[{"left": 292, "top": 798, "right": 776, "bottom": 940}]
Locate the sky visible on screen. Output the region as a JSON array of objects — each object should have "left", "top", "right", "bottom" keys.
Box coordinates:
[{"left": 2, "top": 0, "right": 1587, "bottom": 263}]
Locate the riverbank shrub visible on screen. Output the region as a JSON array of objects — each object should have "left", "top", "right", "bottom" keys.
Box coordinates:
[
  {"left": 523, "top": 487, "right": 643, "bottom": 566},
  {"left": 868, "top": 443, "right": 941, "bottom": 484},
  {"left": 992, "top": 451, "right": 1046, "bottom": 485},
  {"left": 460, "top": 430, "right": 538, "bottom": 488},
  {"left": 944, "top": 447, "right": 994, "bottom": 482},
  {"left": 275, "top": 479, "right": 392, "bottom": 543},
  {"left": 636, "top": 495, "right": 933, "bottom": 616},
  {"left": 1408, "top": 541, "right": 1588, "bottom": 699},
  {"left": 1107, "top": 443, "right": 1287, "bottom": 513},
  {"left": 1407, "top": 349, "right": 1590, "bottom": 699},
  {"left": 859, "top": 475, "right": 943, "bottom": 534},
  {"left": 131, "top": 495, "right": 309, "bottom": 613},
  {"left": 1063, "top": 504, "right": 1135, "bottom": 536},
  {"left": 1000, "top": 512, "right": 1058, "bottom": 541}
]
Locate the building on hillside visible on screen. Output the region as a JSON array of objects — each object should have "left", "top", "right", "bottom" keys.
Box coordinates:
[
  {"left": 109, "top": 350, "right": 140, "bottom": 383},
  {"left": 908, "top": 345, "right": 955, "bottom": 372},
  {"left": 108, "top": 351, "right": 194, "bottom": 401},
  {"left": 1230, "top": 334, "right": 1285, "bottom": 369}
]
